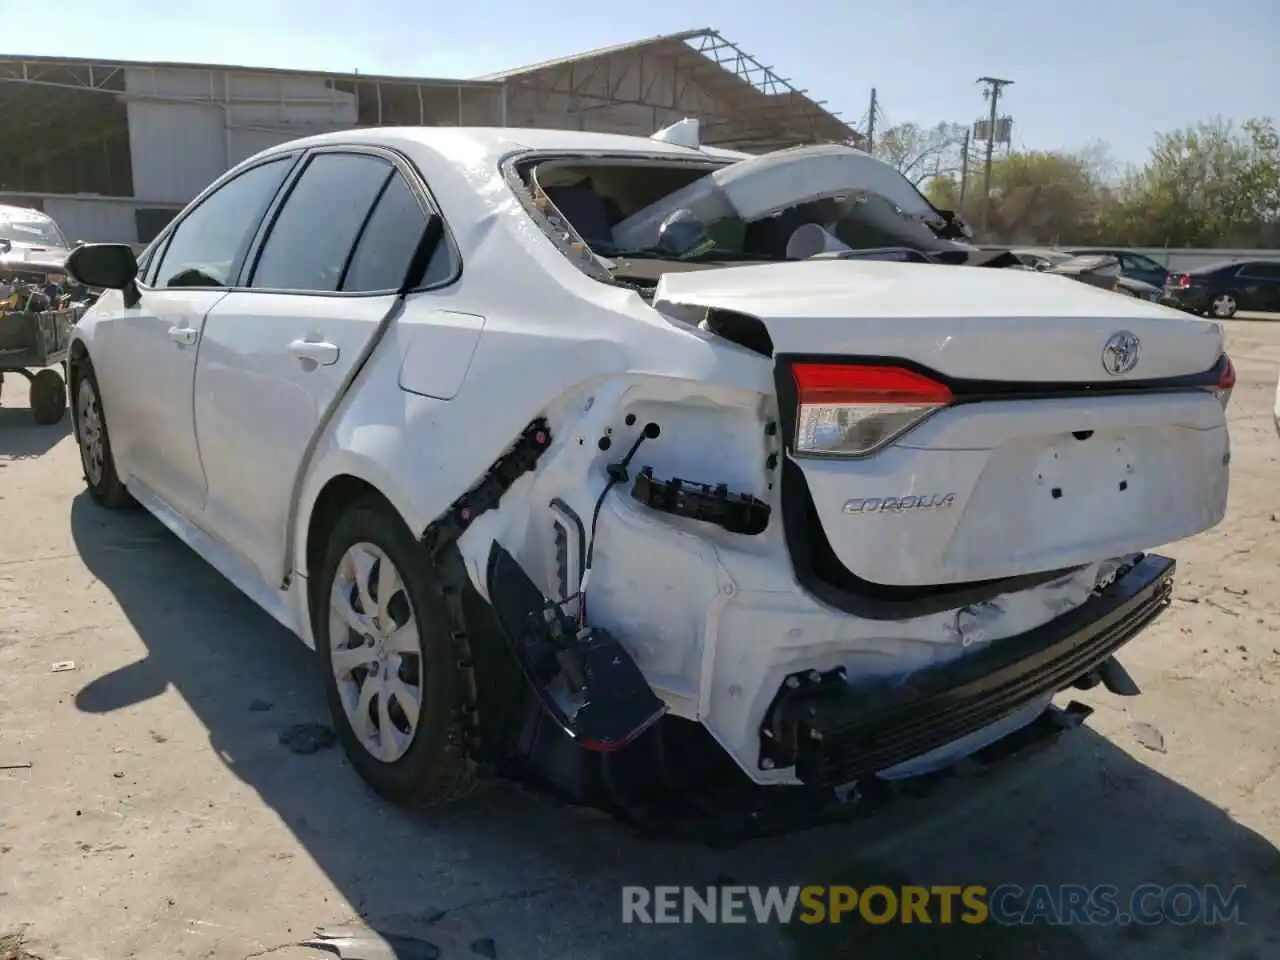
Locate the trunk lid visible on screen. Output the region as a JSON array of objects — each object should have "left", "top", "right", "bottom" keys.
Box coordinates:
[
  {"left": 653, "top": 259, "right": 1224, "bottom": 381},
  {"left": 653, "top": 259, "right": 1230, "bottom": 587}
]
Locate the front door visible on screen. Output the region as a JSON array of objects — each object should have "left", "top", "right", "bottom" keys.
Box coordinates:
[
  {"left": 193, "top": 149, "right": 442, "bottom": 585},
  {"left": 103, "top": 155, "right": 295, "bottom": 519}
]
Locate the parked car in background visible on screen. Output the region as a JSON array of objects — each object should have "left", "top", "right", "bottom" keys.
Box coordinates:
[
  {"left": 1162, "top": 260, "right": 1280, "bottom": 318},
  {"left": 1010, "top": 249, "right": 1163, "bottom": 302},
  {"left": 1009, "top": 248, "right": 1072, "bottom": 271},
  {"left": 1111, "top": 276, "right": 1164, "bottom": 302},
  {"left": 63, "top": 125, "right": 1233, "bottom": 834},
  {"left": 1067, "top": 248, "right": 1169, "bottom": 289},
  {"left": 0, "top": 204, "right": 73, "bottom": 276},
  {"left": 1039, "top": 252, "right": 1124, "bottom": 291}
]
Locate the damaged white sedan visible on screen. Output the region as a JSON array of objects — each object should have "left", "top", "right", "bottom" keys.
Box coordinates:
[{"left": 64, "top": 122, "right": 1233, "bottom": 836}]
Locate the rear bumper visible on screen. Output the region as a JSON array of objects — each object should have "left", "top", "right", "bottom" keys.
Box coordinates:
[
  {"left": 1160, "top": 291, "right": 1208, "bottom": 313},
  {"left": 759, "top": 554, "right": 1175, "bottom": 789}
]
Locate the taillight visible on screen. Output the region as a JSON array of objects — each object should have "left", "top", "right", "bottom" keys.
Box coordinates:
[
  {"left": 1175, "top": 274, "right": 1192, "bottom": 289},
  {"left": 791, "top": 363, "right": 953, "bottom": 457},
  {"left": 1212, "top": 355, "right": 1235, "bottom": 409}
]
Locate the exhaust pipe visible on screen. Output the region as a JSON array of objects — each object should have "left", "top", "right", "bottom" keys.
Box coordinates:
[
  {"left": 1071, "top": 657, "right": 1141, "bottom": 696},
  {"left": 1098, "top": 656, "right": 1141, "bottom": 696}
]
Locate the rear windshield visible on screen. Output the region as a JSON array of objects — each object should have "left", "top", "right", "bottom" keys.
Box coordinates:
[{"left": 510, "top": 145, "right": 971, "bottom": 282}]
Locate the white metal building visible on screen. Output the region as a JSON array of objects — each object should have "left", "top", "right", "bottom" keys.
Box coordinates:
[{"left": 0, "top": 29, "right": 859, "bottom": 246}]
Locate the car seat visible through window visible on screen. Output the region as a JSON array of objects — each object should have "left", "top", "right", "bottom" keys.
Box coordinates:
[{"left": 543, "top": 183, "right": 620, "bottom": 249}]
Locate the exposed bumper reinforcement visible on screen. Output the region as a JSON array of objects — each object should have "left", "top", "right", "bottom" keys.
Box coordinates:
[{"left": 760, "top": 554, "right": 1175, "bottom": 789}]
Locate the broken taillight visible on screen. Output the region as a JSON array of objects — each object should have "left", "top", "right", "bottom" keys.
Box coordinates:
[
  {"left": 791, "top": 362, "right": 954, "bottom": 457},
  {"left": 1212, "top": 355, "right": 1235, "bottom": 409}
]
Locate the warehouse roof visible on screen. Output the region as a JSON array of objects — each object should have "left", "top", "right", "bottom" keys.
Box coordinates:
[
  {"left": 0, "top": 29, "right": 860, "bottom": 152},
  {"left": 478, "top": 28, "right": 860, "bottom": 150}
]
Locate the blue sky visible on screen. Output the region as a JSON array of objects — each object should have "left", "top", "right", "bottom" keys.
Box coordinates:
[{"left": 4, "top": 0, "right": 1276, "bottom": 165}]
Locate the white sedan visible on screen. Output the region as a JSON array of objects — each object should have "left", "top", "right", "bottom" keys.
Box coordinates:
[{"left": 65, "top": 124, "right": 1231, "bottom": 830}]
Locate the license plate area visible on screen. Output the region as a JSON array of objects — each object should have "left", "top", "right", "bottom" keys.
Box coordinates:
[
  {"left": 943, "top": 424, "right": 1227, "bottom": 576},
  {"left": 1033, "top": 433, "right": 1139, "bottom": 507}
]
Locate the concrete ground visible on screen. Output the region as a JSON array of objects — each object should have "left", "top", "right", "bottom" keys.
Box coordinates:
[{"left": 2, "top": 320, "right": 1278, "bottom": 960}]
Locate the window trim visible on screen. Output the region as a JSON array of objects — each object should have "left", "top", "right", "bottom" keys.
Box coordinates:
[
  {"left": 138, "top": 152, "right": 303, "bottom": 293},
  {"left": 239, "top": 143, "right": 462, "bottom": 299}
]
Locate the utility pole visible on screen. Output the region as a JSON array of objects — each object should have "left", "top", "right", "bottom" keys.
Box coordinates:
[
  {"left": 959, "top": 128, "right": 971, "bottom": 204},
  {"left": 977, "top": 76, "right": 1013, "bottom": 234},
  {"left": 866, "top": 87, "right": 877, "bottom": 153}
]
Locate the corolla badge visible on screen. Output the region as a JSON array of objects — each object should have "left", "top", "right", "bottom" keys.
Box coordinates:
[
  {"left": 843, "top": 493, "right": 956, "bottom": 515},
  {"left": 1101, "top": 331, "right": 1141, "bottom": 376}
]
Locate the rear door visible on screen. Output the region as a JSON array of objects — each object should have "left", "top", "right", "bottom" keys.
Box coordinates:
[
  {"left": 96, "top": 155, "right": 295, "bottom": 519},
  {"left": 192, "top": 147, "right": 451, "bottom": 585}
]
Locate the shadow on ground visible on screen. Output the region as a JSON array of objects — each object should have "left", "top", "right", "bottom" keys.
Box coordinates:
[
  {"left": 0, "top": 405, "right": 69, "bottom": 459},
  {"left": 70, "top": 495, "right": 1280, "bottom": 960}
]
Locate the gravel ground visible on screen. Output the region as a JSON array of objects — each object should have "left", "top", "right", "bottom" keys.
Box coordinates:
[{"left": 1, "top": 320, "right": 1278, "bottom": 960}]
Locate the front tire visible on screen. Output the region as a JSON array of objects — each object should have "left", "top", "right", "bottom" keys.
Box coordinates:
[
  {"left": 314, "top": 498, "right": 472, "bottom": 807},
  {"left": 73, "top": 365, "right": 131, "bottom": 508}
]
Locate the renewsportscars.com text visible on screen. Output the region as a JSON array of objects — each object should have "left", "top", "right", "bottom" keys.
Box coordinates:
[{"left": 621, "top": 884, "right": 1246, "bottom": 926}]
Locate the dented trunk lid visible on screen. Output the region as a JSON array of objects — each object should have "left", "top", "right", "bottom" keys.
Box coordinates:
[
  {"left": 653, "top": 258, "right": 1230, "bottom": 587},
  {"left": 652, "top": 258, "right": 1224, "bottom": 380}
]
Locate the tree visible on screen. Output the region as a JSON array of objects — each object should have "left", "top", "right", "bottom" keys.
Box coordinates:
[
  {"left": 917, "top": 114, "right": 1279, "bottom": 247},
  {"left": 1102, "top": 117, "right": 1280, "bottom": 247},
  {"left": 874, "top": 122, "right": 969, "bottom": 186},
  {"left": 926, "top": 149, "right": 1111, "bottom": 244}
]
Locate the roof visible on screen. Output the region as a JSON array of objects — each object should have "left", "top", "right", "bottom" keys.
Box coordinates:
[
  {"left": 476, "top": 29, "right": 714, "bottom": 81},
  {"left": 0, "top": 52, "right": 498, "bottom": 89},
  {"left": 257, "top": 125, "right": 751, "bottom": 164},
  {"left": 0, "top": 30, "right": 859, "bottom": 153},
  {"left": 476, "top": 28, "right": 860, "bottom": 152},
  {"left": 0, "top": 203, "right": 56, "bottom": 221}
]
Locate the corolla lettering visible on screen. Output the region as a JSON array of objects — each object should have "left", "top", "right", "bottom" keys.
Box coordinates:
[{"left": 842, "top": 493, "right": 958, "bottom": 515}]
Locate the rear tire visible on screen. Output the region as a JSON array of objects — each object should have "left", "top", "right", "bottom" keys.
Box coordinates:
[
  {"left": 72, "top": 364, "right": 132, "bottom": 508},
  {"left": 30, "top": 368, "right": 67, "bottom": 425},
  {"left": 1209, "top": 292, "right": 1238, "bottom": 319},
  {"left": 313, "top": 498, "right": 472, "bottom": 807}
]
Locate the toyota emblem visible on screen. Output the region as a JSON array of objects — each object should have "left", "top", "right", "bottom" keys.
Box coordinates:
[{"left": 1102, "top": 331, "right": 1141, "bottom": 376}]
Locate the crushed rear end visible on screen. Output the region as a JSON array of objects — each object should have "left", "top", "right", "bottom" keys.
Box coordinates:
[{"left": 454, "top": 143, "right": 1232, "bottom": 839}]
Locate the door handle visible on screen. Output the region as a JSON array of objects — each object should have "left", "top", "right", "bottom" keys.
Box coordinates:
[
  {"left": 287, "top": 338, "right": 340, "bottom": 366},
  {"left": 168, "top": 325, "right": 198, "bottom": 346}
]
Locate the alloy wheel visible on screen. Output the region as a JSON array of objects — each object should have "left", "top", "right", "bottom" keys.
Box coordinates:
[
  {"left": 77, "top": 378, "right": 105, "bottom": 487},
  {"left": 328, "top": 542, "right": 424, "bottom": 763},
  {"left": 1211, "top": 294, "right": 1236, "bottom": 318}
]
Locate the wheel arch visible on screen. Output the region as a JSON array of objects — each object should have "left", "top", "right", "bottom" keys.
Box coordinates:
[
  {"left": 296, "top": 451, "right": 427, "bottom": 592},
  {"left": 67, "top": 336, "right": 90, "bottom": 391}
]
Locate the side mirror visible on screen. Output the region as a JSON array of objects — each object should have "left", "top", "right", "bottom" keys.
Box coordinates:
[
  {"left": 65, "top": 243, "right": 137, "bottom": 288},
  {"left": 65, "top": 243, "right": 141, "bottom": 308}
]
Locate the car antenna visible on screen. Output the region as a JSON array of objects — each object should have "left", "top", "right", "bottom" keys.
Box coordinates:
[{"left": 650, "top": 118, "right": 700, "bottom": 149}]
